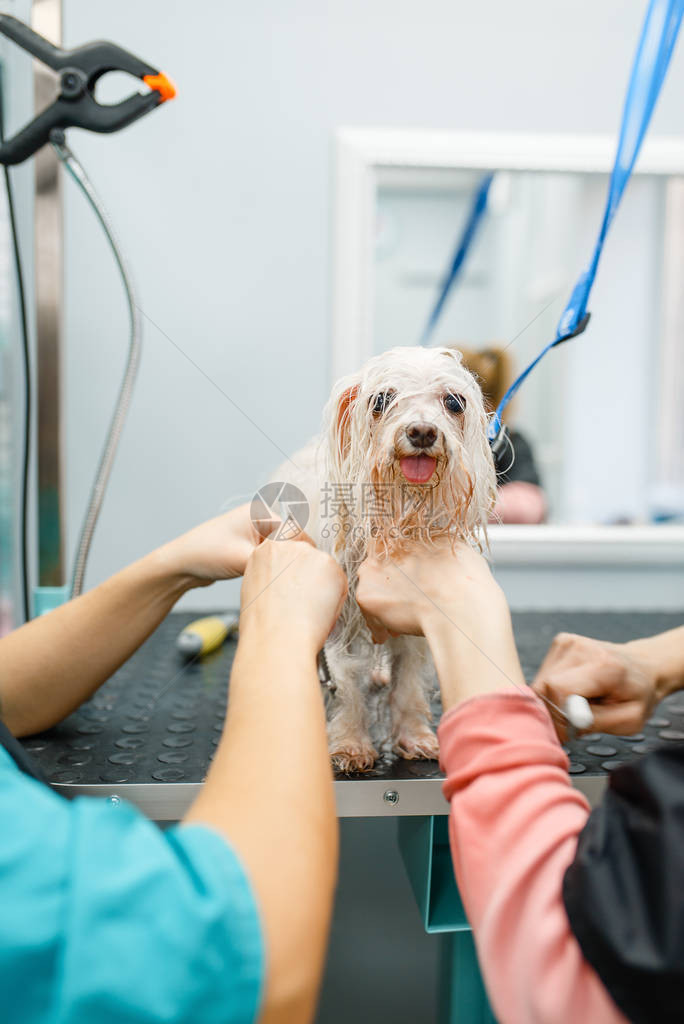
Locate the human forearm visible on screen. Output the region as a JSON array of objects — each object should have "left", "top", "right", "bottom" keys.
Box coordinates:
[
  {"left": 439, "top": 696, "right": 626, "bottom": 1024},
  {"left": 626, "top": 625, "right": 684, "bottom": 702},
  {"left": 0, "top": 549, "right": 191, "bottom": 736},
  {"left": 0, "top": 503, "right": 264, "bottom": 737},
  {"left": 421, "top": 587, "right": 521, "bottom": 711},
  {"left": 183, "top": 619, "right": 337, "bottom": 1024}
]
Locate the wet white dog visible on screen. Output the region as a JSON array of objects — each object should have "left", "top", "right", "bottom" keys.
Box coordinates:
[{"left": 274, "top": 346, "right": 496, "bottom": 772}]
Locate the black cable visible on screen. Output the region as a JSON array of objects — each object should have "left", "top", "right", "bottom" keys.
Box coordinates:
[{"left": 0, "top": 69, "right": 32, "bottom": 623}]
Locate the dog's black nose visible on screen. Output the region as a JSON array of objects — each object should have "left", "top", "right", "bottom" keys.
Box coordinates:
[{"left": 406, "top": 422, "right": 438, "bottom": 449}]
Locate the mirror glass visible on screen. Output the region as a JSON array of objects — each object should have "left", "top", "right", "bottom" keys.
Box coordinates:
[{"left": 374, "top": 167, "right": 684, "bottom": 526}]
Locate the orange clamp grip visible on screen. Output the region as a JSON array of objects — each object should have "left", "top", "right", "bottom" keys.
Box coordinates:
[{"left": 143, "top": 72, "right": 177, "bottom": 102}]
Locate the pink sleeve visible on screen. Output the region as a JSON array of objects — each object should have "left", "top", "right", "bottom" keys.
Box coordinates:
[{"left": 438, "top": 692, "right": 627, "bottom": 1024}]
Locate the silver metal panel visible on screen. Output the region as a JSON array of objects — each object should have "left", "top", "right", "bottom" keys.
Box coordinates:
[
  {"left": 32, "top": 0, "right": 63, "bottom": 585},
  {"left": 52, "top": 774, "right": 608, "bottom": 822}
]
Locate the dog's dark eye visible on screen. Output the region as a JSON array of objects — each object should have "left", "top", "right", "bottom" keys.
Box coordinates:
[
  {"left": 444, "top": 393, "right": 466, "bottom": 415},
  {"left": 371, "top": 391, "right": 395, "bottom": 415}
]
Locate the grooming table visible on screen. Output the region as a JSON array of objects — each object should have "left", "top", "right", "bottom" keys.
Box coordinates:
[
  {"left": 21, "top": 609, "right": 684, "bottom": 1024},
  {"left": 22, "top": 610, "right": 684, "bottom": 818}
]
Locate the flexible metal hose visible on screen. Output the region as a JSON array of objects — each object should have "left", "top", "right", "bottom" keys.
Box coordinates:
[{"left": 51, "top": 138, "right": 141, "bottom": 597}]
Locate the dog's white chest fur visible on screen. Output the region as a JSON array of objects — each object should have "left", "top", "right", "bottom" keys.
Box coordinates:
[{"left": 271, "top": 346, "right": 496, "bottom": 773}]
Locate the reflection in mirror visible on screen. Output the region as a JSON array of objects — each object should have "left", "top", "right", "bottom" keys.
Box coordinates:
[{"left": 374, "top": 168, "right": 684, "bottom": 526}]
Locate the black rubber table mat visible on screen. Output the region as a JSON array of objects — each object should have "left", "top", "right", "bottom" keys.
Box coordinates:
[{"left": 20, "top": 610, "right": 684, "bottom": 785}]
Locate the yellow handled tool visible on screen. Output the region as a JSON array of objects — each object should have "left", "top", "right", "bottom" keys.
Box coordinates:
[{"left": 176, "top": 613, "right": 239, "bottom": 659}]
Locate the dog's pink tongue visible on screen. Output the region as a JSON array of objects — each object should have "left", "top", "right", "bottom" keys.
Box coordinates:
[{"left": 400, "top": 455, "right": 436, "bottom": 483}]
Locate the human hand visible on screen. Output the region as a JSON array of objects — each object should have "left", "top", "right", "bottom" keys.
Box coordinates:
[
  {"left": 532, "top": 632, "right": 659, "bottom": 740},
  {"left": 356, "top": 539, "right": 506, "bottom": 644},
  {"left": 490, "top": 481, "right": 547, "bottom": 525},
  {"left": 156, "top": 503, "right": 272, "bottom": 588},
  {"left": 239, "top": 538, "right": 348, "bottom": 654},
  {"left": 357, "top": 539, "right": 521, "bottom": 710}
]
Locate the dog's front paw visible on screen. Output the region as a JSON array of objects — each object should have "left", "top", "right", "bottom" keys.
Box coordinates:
[
  {"left": 393, "top": 727, "right": 439, "bottom": 762},
  {"left": 330, "top": 742, "right": 378, "bottom": 773}
]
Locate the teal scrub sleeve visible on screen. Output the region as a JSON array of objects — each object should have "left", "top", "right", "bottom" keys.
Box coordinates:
[{"left": 0, "top": 748, "right": 264, "bottom": 1024}]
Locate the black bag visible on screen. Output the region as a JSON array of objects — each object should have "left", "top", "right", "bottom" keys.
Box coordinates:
[{"left": 563, "top": 745, "right": 684, "bottom": 1023}]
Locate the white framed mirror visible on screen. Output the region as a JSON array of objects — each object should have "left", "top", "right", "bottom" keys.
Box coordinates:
[{"left": 332, "top": 129, "right": 684, "bottom": 606}]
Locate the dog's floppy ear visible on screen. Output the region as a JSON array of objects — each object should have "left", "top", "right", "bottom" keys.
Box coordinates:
[
  {"left": 335, "top": 384, "right": 359, "bottom": 460},
  {"left": 324, "top": 374, "right": 362, "bottom": 483}
]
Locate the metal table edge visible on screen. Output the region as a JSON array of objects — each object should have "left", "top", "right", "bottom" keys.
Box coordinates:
[{"left": 52, "top": 774, "right": 608, "bottom": 821}]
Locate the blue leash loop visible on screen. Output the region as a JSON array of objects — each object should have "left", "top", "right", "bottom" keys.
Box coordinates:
[
  {"left": 488, "top": 0, "right": 684, "bottom": 447},
  {"left": 420, "top": 172, "right": 494, "bottom": 346}
]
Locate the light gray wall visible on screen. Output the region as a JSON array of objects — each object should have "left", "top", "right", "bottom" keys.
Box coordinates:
[{"left": 61, "top": 0, "right": 684, "bottom": 609}]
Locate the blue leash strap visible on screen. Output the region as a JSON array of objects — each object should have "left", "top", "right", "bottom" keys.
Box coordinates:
[
  {"left": 420, "top": 172, "right": 494, "bottom": 346},
  {"left": 489, "top": 0, "right": 684, "bottom": 442}
]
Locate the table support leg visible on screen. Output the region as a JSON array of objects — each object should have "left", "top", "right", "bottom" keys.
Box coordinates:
[{"left": 438, "top": 931, "right": 497, "bottom": 1024}]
